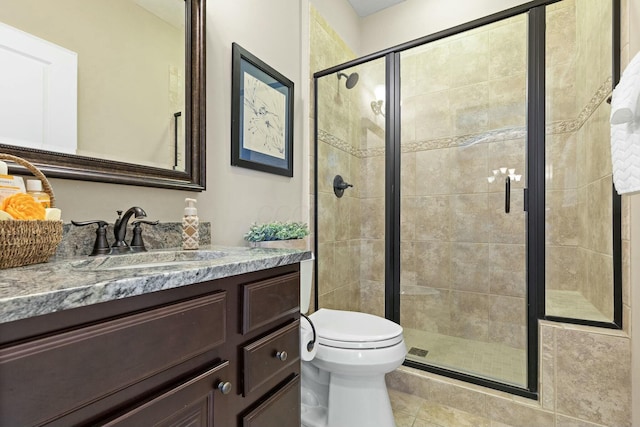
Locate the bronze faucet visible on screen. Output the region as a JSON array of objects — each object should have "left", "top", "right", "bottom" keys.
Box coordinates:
[
  {"left": 72, "top": 206, "right": 157, "bottom": 256},
  {"left": 112, "top": 207, "right": 147, "bottom": 252}
]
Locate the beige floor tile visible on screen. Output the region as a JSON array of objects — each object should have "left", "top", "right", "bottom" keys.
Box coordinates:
[
  {"left": 394, "top": 410, "right": 417, "bottom": 427},
  {"left": 412, "top": 419, "right": 446, "bottom": 427},
  {"left": 490, "top": 421, "right": 517, "bottom": 427},
  {"left": 389, "top": 389, "right": 426, "bottom": 417},
  {"left": 416, "top": 401, "right": 490, "bottom": 427}
]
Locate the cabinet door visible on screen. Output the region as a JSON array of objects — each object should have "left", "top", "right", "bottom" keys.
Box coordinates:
[
  {"left": 0, "top": 291, "right": 226, "bottom": 427},
  {"left": 101, "top": 361, "right": 230, "bottom": 427},
  {"left": 242, "top": 375, "right": 300, "bottom": 427}
]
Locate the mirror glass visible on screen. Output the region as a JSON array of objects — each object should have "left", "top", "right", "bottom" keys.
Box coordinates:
[{"left": 0, "top": 0, "right": 205, "bottom": 190}]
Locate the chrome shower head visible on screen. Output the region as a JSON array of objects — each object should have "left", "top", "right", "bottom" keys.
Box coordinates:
[{"left": 337, "top": 72, "right": 359, "bottom": 89}]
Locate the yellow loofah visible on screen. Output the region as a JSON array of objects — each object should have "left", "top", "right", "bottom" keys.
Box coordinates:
[{"left": 1, "top": 193, "right": 46, "bottom": 220}]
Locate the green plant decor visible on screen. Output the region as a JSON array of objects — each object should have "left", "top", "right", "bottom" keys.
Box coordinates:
[{"left": 244, "top": 221, "right": 310, "bottom": 242}]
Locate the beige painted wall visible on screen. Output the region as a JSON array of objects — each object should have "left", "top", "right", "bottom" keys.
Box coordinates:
[
  {"left": 204, "top": 0, "right": 306, "bottom": 246},
  {"left": 632, "top": 193, "right": 640, "bottom": 427},
  {"left": 48, "top": 0, "right": 308, "bottom": 248},
  {"left": 626, "top": 0, "right": 640, "bottom": 423},
  {"left": 359, "top": 0, "right": 530, "bottom": 55}
]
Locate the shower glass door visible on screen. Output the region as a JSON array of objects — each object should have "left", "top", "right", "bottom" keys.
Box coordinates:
[
  {"left": 315, "top": 58, "right": 387, "bottom": 315},
  {"left": 399, "top": 14, "right": 529, "bottom": 387}
]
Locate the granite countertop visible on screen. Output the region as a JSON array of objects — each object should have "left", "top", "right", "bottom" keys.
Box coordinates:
[{"left": 0, "top": 245, "right": 311, "bottom": 325}]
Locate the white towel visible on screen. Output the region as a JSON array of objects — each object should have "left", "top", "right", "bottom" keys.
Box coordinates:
[
  {"left": 610, "top": 52, "right": 640, "bottom": 194},
  {"left": 611, "top": 53, "right": 640, "bottom": 124}
]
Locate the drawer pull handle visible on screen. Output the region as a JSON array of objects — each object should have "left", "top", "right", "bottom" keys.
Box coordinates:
[
  {"left": 275, "top": 350, "right": 288, "bottom": 361},
  {"left": 216, "top": 381, "right": 232, "bottom": 395}
]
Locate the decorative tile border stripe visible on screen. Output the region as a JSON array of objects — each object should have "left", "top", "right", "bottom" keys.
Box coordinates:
[
  {"left": 318, "top": 127, "right": 527, "bottom": 158},
  {"left": 576, "top": 76, "right": 612, "bottom": 128},
  {"left": 317, "top": 129, "right": 360, "bottom": 157},
  {"left": 546, "top": 77, "right": 612, "bottom": 135},
  {"left": 401, "top": 127, "right": 528, "bottom": 154},
  {"left": 318, "top": 77, "right": 612, "bottom": 158}
]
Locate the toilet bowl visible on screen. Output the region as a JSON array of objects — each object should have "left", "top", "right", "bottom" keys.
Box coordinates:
[{"left": 299, "top": 258, "right": 407, "bottom": 427}]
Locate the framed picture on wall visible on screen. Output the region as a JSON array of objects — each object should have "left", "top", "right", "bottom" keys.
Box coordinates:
[{"left": 231, "top": 42, "right": 294, "bottom": 177}]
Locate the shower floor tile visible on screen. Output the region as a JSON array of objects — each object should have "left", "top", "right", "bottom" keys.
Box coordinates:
[
  {"left": 546, "top": 290, "right": 610, "bottom": 322},
  {"left": 403, "top": 328, "right": 527, "bottom": 387}
]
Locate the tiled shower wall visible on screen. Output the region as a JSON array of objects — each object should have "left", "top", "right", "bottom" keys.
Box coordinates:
[
  {"left": 574, "top": 0, "right": 615, "bottom": 317},
  {"left": 311, "top": 6, "right": 361, "bottom": 312}
]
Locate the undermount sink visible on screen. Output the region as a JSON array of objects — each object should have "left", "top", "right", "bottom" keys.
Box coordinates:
[{"left": 70, "top": 250, "right": 227, "bottom": 271}]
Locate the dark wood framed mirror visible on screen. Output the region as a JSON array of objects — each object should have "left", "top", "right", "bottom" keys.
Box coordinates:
[{"left": 0, "top": 0, "right": 205, "bottom": 191}]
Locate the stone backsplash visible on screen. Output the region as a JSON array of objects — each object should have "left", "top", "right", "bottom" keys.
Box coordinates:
[{"left": 55, "top": 222, "right": 212, "bottom": 258}]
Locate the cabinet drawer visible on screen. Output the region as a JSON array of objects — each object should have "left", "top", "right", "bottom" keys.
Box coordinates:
[
  {"left": 101, "top": 361, "right": 230, "bottom": 427},
  {"left": 0, "top": 292, "right": 226, "bottom": 427},
  {"left": 242, "top": 320, "right": 299, "bottom": 396},
  {"left": 242, "top": 375, "right": 300, "bottom": 427},
  {"left": 242, "top": 272, "right": 299, "bottom": 334}
]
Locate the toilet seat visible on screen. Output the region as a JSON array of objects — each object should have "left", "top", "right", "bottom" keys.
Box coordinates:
[{"left": 310, "top": 308, "right": 404, "bottom": 350}]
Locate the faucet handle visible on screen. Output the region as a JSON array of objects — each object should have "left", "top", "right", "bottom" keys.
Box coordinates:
[
  {"left": 130, "top": 219, "right": 159, "bottom": 251},
  {"left": 71, "top": 219, "right": 108, "bottom": 227},
  {"left": 71, "top": 220, "right": 111, "bottom": 256},
  {"left": 132, "top": 219, "right": 159, "bottom": 226}
]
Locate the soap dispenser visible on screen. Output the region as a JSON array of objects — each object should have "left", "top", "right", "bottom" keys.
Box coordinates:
[{"left": 182, "top": 198, "right": 199, "bottom": 250}]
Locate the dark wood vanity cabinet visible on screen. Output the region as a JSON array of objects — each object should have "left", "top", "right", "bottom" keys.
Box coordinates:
[
  {"left": 0, "top": 264, "right": 301, "bottom": 427},
  {"left": 102, "top": 361, "right": 230, "bottom": 427}
]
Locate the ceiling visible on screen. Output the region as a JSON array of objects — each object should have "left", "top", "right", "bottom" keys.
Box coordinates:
[{"left": 346, "top": 0, "right": 406, "bottom": 17}]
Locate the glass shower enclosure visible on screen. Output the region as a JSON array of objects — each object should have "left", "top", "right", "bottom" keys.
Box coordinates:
[
  {"left": 313, "top": 0, "right": 618, "bottom": 396},
  {"left": 315, "top": 11, "right": 529, "bottom": 391},
  {"left": 397, "top": 14, "right": 528, "bottom": 387}
]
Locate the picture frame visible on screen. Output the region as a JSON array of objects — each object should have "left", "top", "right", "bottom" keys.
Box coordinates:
[{"left": 231, "top": 43, "right": 294, "bottom": 177}]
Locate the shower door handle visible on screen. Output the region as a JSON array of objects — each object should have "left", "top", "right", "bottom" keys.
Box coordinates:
[{"left": 505, "top": 176, "right": 511, "bottom": 214}]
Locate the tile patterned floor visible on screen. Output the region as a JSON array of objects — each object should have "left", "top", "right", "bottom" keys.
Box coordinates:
[
  {"left": 390, "top": 389, "right": 494, "bottom": 427},
  {"left": 402, "top": 328, "right": 527, "bottom": 387}
]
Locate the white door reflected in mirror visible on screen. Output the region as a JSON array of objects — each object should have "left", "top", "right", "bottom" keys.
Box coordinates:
[{"left": 0, "top": 22, "right": 77, "bottom": 155}]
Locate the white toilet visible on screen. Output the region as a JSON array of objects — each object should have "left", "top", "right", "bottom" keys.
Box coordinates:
[{"left": 299, "top": 258, "right": 407, "bottom": 427}]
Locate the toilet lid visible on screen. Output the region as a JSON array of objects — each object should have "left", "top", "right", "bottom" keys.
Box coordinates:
[{"left": 309, "top": 308, "right": 404, "bottom": 349}]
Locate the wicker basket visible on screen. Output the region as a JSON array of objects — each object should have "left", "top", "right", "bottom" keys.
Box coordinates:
[{"left": 0, "top": 154, "right": 63, "bottom": 269}]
